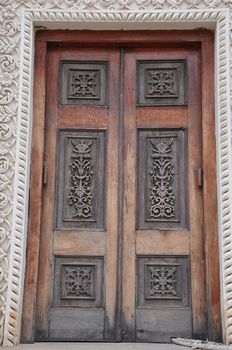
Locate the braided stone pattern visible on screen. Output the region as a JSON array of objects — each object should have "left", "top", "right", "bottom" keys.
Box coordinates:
[{"left": 0, "top": 0, "right": 232, "bottom": 346}]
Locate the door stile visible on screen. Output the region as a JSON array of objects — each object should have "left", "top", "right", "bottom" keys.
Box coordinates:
[
  {"left": 104, "top": 49, "right": 121, "bottom": 340},
  {"left": 35, "top": 47, "right": 59, "bottom": 338},
  {"left": 121, "top": 50, "right": 137, "bottom": 341},
  {"left": 187, "top": 48, "right": 207, "bottom": 338},
  {"left": 21, "top": 39, "right": 47, "bottom": 343},
  {"left": 201, "top": 34, "right": 221, "bottom": 341},
  {"left": 115, "top": 48, "right": 125, "bottom": 342}
]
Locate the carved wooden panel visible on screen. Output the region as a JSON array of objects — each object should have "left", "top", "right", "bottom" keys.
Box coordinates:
[
  {"left": 137, "top": 256, "right": 190, "bottom": 308},
  {"left": 137, "top": 129, "right": 188, "bottom": 230},
  {"left": 54, "top": 257, "right": 104, "bottom": 308},
  {"left": 62, "top": 265, "right": 95, "bottom": 299},
  {"left": 137, "top": 61, "right": 187, "bottom": 105},
  {"left": 56, "top": 131, "right": 105, "bottom": 229},
  {"left": 60, "top": 62, "right": 108, "bottom": 105}
]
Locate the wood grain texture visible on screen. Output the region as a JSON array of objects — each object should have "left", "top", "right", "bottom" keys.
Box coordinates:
[
  {"left": 20, "top": 40, "right": 47, "bottom": 343},
  {"left": 103, "top": 49, "right": 120, "bottom": 340},
  {"left": 22, "top": 30, "right": 221, "bottom": 343},
  {"left": 136, "top": 231, "right": 190, "bottom": 255},
  {"left": 35, "top": 47, "right": 58, "bottom": 340},
  {"left": 187, "top": 48, "right": 207, "bottom": 339},
  {"left": 53, "top": 231, "right": 106, "bottom": 255},
  {"left": 32, "top": 46, "right": 120, "bottom": 341},
  {"left": 121, "top": 50, "right": 137, "bottom": 341},
  {"left": 201, "top": 32, "right": 222, "bottom": 341}
]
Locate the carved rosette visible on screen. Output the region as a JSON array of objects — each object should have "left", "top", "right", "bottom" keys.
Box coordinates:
[
  {"left": 64, "top": 265, "right": 94, "bottom": 298},
  {"left": 146, "top": 71, "right": 176, "bottom": 96},
  {"left": 148, "top": 265, "right": 177, "bottom": 297},
  {"left": 149, "top": 138, "right": 175, "bottom": 219},
  {"left": 69, "top": 71, "right": 97, "bottom": 98}
]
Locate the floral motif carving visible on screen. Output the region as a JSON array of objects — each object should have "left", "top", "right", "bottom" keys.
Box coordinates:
[
  {"left": 69, "top": 71, "right": 98, "bottom": 98},
  {"left": 68, "top": 140, "right": 94, "bottom": 219},
  {"left": 149, "top": 138, "right": 175, "bottom": 219},
  {"left": 148, "top": 265, "right": 177, "bottom": 296},
  {"left": 64, "top": 265, "right": 94, "bottom": 298},
  {"left": 146, "top": 70, "right": 176, "bottom": 96}
]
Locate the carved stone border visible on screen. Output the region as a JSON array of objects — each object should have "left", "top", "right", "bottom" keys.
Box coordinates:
[{"left": 1, "top": 6, "right": 232, "bottom": 346}]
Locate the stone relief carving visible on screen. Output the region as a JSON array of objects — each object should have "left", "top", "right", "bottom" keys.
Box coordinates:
[{"left": 0, "top": 0, "right": 231, "bottom": 346}]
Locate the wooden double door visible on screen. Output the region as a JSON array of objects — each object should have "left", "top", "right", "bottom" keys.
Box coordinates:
[{"left": 22, "top": 31, "right": 221, "bottom": 343}]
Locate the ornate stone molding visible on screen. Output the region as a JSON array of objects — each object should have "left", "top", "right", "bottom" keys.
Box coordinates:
[{"left": 0, "top": 0, "right": 232, "bottom": 346}]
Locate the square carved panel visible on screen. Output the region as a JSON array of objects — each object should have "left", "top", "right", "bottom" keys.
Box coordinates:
[
  {"left": 60, "top": 61, "right": 108, "bottom": 105},
  {"left": 137, "top": 60, "right": 187, "bottom": 105},
  {"left": 61, "top": 264, "right": 96, "bottom": 300},
  {"left": 137, "top": 129, "right": 188, "bottom": 230},
  {"left": 56, "top": 130, "right": 105, "bottom": 230},
  {"left": 137, "top": 256, "right": 190, "bottom": 308},
  {"left": 53, "top": 257, "right": 104, "bottom": 308}
]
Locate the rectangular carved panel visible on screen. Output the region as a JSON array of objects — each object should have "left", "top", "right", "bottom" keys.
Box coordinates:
[
  {"left": 54, "top": 257, "right": 104, "bottom": 308},
  {"left": 137, "top": 61, "right": 187, "bottom": 105},
  {"left": 137, "top": 256, "right": 190, "bottom": 308},
  {"left": 137, "top": 129, "right": 188, "bottom": 230},
  {"left": 60, "top": 61, "right": 108, "bottom": 105},
  {"left": 56, "top": 130, "right": 105, "bottom": 229}
]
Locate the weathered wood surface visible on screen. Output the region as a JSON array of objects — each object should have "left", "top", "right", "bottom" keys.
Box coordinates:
[{"left": 22, "top": 30, "right": 220, "bottom": 343}]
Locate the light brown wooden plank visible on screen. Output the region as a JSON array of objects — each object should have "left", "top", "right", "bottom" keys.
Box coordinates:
[
  {"left": 201, "top": 32, "right": 221, "bottom": 341},
  {"left": 187, "top": 48, "right": 207, "bottom": 338},
  {"left": 35, "top": 48, "right": 59, "bottom": 338},
  {"left": 136, "top": 108, "right": 188, "bottom": 128},
  {"left": 121, "top": 50, "right": 137, "bottom": 340},
  {"left": 53, "top": 231, "right": 106, "bottom": 255},
  {"left": 136, "top": 230, "right": 190, "bottom": 255},
  {"left": 58, "top": 108, "right": 108, "bottom": 130},
  {"left": 103, "top": 50, "right": 120, "bottom": 339},
  {"left": 21, "top": 40, "right": 47, "bottom": 343}
]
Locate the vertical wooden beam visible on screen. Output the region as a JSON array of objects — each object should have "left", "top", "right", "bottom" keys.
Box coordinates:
[
  {"left": 202, "top": 32, "right": 222, "bottom": 342},
  {"left": 21, "top": 39, "right": 47, "bottom": 343}
]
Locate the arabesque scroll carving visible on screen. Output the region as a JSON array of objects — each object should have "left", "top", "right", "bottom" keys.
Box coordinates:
[
  {"left": 68, "top": 140, "right": 94, "bottom": 219},
  {"left": 149, "top": 138, "right": 175, "bottom": 219}
]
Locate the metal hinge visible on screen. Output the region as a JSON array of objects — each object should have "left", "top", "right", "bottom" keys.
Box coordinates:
[
  {"left": 198, "top": 167, "right": 203, "bottom": 187},
  {"left": 43, "top": 162, "right": 48, "bottom": 185}
]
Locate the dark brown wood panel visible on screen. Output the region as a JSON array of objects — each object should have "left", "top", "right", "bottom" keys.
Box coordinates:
[
  {"left": 60, "top": 61, "right": 108, "bottom": 106},
  {"left": 56, "top": 130, "right": 105, "bottom": 229},
  {"left": 137, "top": 129, "right": 187, "bottom": 230},
  {"left": 137, "top": 60, "right": 187, "bottom": 105}
]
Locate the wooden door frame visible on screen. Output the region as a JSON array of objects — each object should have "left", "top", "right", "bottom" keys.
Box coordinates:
[{"left": 21, "top": 30, "right": 221, "bottom": 343}]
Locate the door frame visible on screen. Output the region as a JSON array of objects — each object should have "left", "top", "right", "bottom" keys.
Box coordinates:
[{"left": 21, "top": 30, "right": 221, "bottom": 343}]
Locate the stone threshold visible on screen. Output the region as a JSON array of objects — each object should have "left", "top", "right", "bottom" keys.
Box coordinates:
[{"left": 2, "top": 343, "right": 188, "bottom": 350}]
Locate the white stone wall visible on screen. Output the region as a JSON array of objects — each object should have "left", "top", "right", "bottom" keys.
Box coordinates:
[{"left": 0, "top": 0, "right": 232, "bottom": 346}]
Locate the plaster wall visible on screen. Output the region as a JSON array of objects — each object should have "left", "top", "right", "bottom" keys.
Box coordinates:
[{"left": 0, "top": 0, "right": 232, "bottom": 346}]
